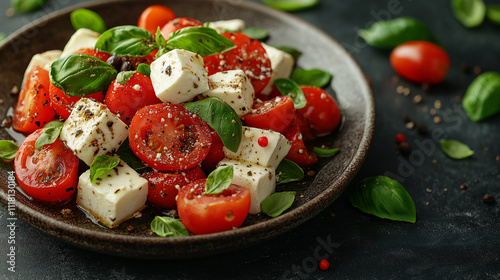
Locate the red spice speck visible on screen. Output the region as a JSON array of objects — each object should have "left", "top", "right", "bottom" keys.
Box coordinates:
[
  {"left": 395, "top": 133, "right": 406, "bottom": 143},
  {"left": 319, "top": 259, "right": 330, "bottom": 270}
]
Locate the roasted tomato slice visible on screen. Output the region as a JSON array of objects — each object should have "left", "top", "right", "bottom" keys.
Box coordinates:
[
  {"left": 129, "top": 104, "right": 212, "bottom": 172},
  {"left": 297, "top": 86, "right": 341, "bottom": 137},
  {"left": 284, "top": 115, "right": 318, "bottom": 167},
  {"left": 49, "top": 83, "right": 104, "bottom": 120},
  {"left": 243, "top": 95, "right": 295, "bottom": 134},
  {"left": 138, "top": 5, "right": 177, "bottom": 34},
  {"left": 177, "top": 179, "right": 251, "bottom": 235},
  {"left": 14, "top": 128, "right": 79, "bottom": 202},
  {"left": 160, "top": 17, "right": 203, "bottom": 39}
]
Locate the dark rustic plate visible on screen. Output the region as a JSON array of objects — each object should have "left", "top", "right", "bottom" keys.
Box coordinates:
[{"left": 0, "top": 0, "right": 374, "bottom": 259}]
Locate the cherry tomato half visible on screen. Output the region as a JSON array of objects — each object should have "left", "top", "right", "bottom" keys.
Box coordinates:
[
  {"left": 284, "top": 115, "right": 318, "bottom": 167},
  {"left": 390, "top": 41, "right": 450, "bottom": 84},
  {"left": 160, "top": 17, "right": 203, "bottom": 40},
  {"left": 243, "top": 95, "right": 295, "bottom": 134},
  {"left": 201, "top": 129, "right": 225, "bottom": 172},
  {"left": 129, "top": 104, "right": 212, "bottom": 172},
  {"left": 14, "top": 128, "right": 79, "bottom": 202},
  {"left": 177, "top": 179, "right": 251, "bottom": 235},
  {"left": 49, "top": 83, "right": 104, "bottom": 120},
  {"left": 297, "top": 86, "right": 341, "bottom": 137},
  {"left": 138, "top": 5, "right": 177, "bottom": 34}
]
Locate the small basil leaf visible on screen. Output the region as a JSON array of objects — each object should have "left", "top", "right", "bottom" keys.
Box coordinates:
[
  {"left": 70, "top": 8, "right": 106, "bottom": 33},
  {"left": 50, "top": 54, "right": 117, "bottom": 97},
  {"left": 274, "top": 78, "right": 307, "bottom": 109},
  {"left": 242, "top": 27, "right": 269, "bottom": 40},
  {"left": 276, "top": 159, "right": 304, "bottom": 183},
  {"left": 487, "top": 5, "right": 500, "bottom": 25},
  {"left": 117, "top": 71, "right": 134, "bottom": 85},
  {"left": 0, "top": 33, "right": 6, "bottom": 43},
  {"left": 166, "top": 26, "right": 236, "bottom": 57},
  {"left": 183, "top": 97, "right": 242, "bottom": 153},
  {"left": 462, "top": 72, "right": 500, "bottom": 121},
  {"left": 0, "top": 140, "right": 19, "bottom": 160},
  {"left": 358, "top": 17, "right": 439, "bottom": 49},
  {"left": 452, "top": 0, "right": 486, "bottom": 28},
  {"left": 95, "top": 25, "right": 157, "bottom": 57},
  {"left": 136, "top": 63, "right": 151, "bottom": 77},
  {"left": 273, "top": 45, "right": 302, "bottom": 62},
  {"left": 349, "top": 176, "right": 416, "bottom": 223},
  {"left": 261, "top": 191, "right": 296, "bottom": 217},
  {"left": 89, "top": 155, "right": 121, "bottom": 183},
  {"left": 262, "top": 0, "right": 319, "bottom": 11},
  {"left": 35, "top": 125, "right": 63, "bottom": 149},
  {"left": 204, "top": 165, "right": 233, "bottom": 195},
  {"left": 151, "top": 216, "right": 189, "bottom": 237},
  {"left": 291, "top": 69, "right": 333, "bottom": 88},
  {"left": 116, "top": 139, "right": 147, "bottom": 171},
  {"left": 313, "top": 147, "right": 340, "bottom": 157},
  {"left": 11, "top": 0, "right": 47, "bottom": 14},
  {"left": 440, "top": 139, "right": 474, "bottom": 159},
  {"left": 44, "top": 120, "right": 64, "bottom": 128},
  {"left": 155, "top": 27, "right": 169, "bottom": 58}
]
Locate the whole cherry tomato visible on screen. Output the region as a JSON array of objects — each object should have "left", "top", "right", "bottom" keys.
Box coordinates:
[
  {"left": 138, "top": 5, "right": 176, "bottom": 34},
  {"left": 297, "top": 86, "right": 341, "bottom": 137},
  {"left": 243, "top": 95, "right": 295, "bottom": 134},
  {"left": 160, "top": 17, "right": 203, "bottom": 40}
]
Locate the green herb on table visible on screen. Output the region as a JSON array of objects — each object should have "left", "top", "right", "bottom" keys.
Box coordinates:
[
  {"left": 151, "top": 216, "right": 189, "bottom": 237},
  {"left": 486, "top": 5, "right": 500, "bottom": 25},
  {"left": 261, "top": 191, "right": 296, "bottom": 217},
  {"left": 440, "top": 139, "right": 474, "bottom": 159},
  {"left": 451, "top": 0, "right": 486, "bottom": 28},
  {"left": 276, "top": 159, "right": 304, "bottom": 183},
  {"left": 10, "top": 0, "right": 47, "bottom": 14},
  {"left": 70, "top": 8, "right": 106, "bottom": 33},
  {"left": 462, "top": 72, "right": 500, "bottom": 122},
  {"left": 0, "top": 140, "right": 19, "bottom": 160},
  {"left": 262, "top": 0, "right": 320, "bottom": 12},
  {"left": 89, "top": 155, "right": 121, "bottom": 183},
  {"left": 291, "top": 69, "right": 332, "bottom": 88}
]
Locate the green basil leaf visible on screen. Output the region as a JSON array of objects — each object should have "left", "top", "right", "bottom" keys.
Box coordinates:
[
  {"left": 0, "top": 33, "right": 6, "bottom": 43},
  {"left": 70, "top": 8, "right": 106, "bottom": 33},
  {"left": 35, "top": 125, "right": 63, "bottom": 149},
  {"left": 116, "top": 139, "right": 147, "bottom": 171},
  {"left": 274, "top": 45, "right": 302, "bottom": 62},
  {"left": 95, "top": 25, "right": 157, "bottom": 57},
  {"left": 0, "top": 140, "right": 19, "bottom": 160},
  {"left": 487, "top": 5, "right": 500, "bottom": 25},
  {"left": 136, "top": 63, "right": 151, "bottom": 77},
  {"left": 349, "top": 176, "right": 416, "bottom": 223},
  {"left": 313, "top": 147, "right": 340, "bottom": 157},
  {"left": 276, "top": 159, "right": 304, "bottom": 183},
  {"left": 291, "top": 69, "right": 333, "bottom": 88},
  {"left": 262, "top": 0, "right": 319, "bottom": 11},
  {"left": 452, "top": 0, "right": 486, "bottom": 28},
  {"left": 44, "top": 120, "right": 64, "bottom": 128},
  {"left": 462, "top": 72, "right": 500, "bottom": 121},
  {"left": 440, "top": 139, "right": 474, "bottom": 159},
  {"left": 89, "top": 155, "right": 121, "bottom": 183},
  {"left": 117, "top": 71, "right": 134, "bottom": 85},
  {"left": 261, "top": 191, "right": 296, "bottom": 217},
  {"left": 183, "top": 97, "right": 242, "bottom": 153},
  {"left": 166, "top": 26, "right": 236, "bottom": 57},
  {"left": 204, "top": 165, "right": 234, "bottom": 195},
  {"left": 155, "top": 27, "right": 169, "bottom": 58},
  {"left": 358, "top": 17, "right": 439, "bottom": 49},
  {"left": 11, "top": 0, "right": 47, "bottom": 14},
  {"left": 242, "top": 27, "right": 269, "bottom": 40},
  {"left": 274, "top": 78, "right": 307, "bottom": 109},
  {"left": 151, "top": 216, "right": 189, "bottom": 237},
  {"left": 50, "top": 54, "right": 117, "bottom": 97}
]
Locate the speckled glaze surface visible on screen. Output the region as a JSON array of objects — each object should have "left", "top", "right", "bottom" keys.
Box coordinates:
[{"left": 0, "top": 0, "right": 374, "bottom": 259}]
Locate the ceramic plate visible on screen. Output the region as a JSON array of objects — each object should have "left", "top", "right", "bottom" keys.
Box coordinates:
[{"left": 0, "top": 0, "right": 374, "bottom": 259}]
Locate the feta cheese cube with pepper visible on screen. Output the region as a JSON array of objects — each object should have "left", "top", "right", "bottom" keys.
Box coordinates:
[
  {"left": 60, "top": 98, "right": 128, "bottom": 166},
  {"left": 76, "top": 161, "right": 148, "bottom": 228},
  {"left": 224, "top": 126, "right": 291, "bottom": 168},
  {"left": 61, "top": 28, "right": 101, "bottom": 57},
  {"left": 206, "top": 19, "right": 245, "bottom": 33},
  {"left": 260, "top": 43, "right": 294, "bottom": 95},
  {"left": 150, "top": 49, "right": 209, "bottom": 104},
  {"left": 218, "top": 158, "right": 275, "bottom": 214},
  {"left": 203, "top": 70, "right": 255, "bottom": 116}
]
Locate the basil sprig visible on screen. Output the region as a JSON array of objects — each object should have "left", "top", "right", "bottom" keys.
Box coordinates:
[
  {"left": 95, "top": 25, "right": 157, "bottom": 57},
  {"left": 242, "top": 27, "right": 269, "bottom": 40},
  {"left": 89, "top": 155, "right": 121, "bottom": 183},
  {"left": 11, "top": 0, "right": 47, "bottom": 14},
  {"left": 35, "top": 122, "right": 64, "bottom": 149},
  {"left": 291, "top": 69, "right": 333, "bottom": 88},
  {"left": 440, "top": 139, "right": 474, "bottom": 159},
  {"left": 462, "top": 72, "right": 500, "bottom": 121},
  {"left": 50, "top": 54, "right": 117, "bottom": 97},
  {"left": 70, "top": 8, "right": 106, "bottom": 33},
  {"left": 349, "top": 176, "right": 416, "bottom": 223},
  {"left": 261, "top": 191, "right": 296, "bottom": 217},
  {"left": 452, "top": 0, "right": 486, "bottom": 28},
  {"left": 262, "top": 0, "right": 320, "bottom": 11},
  {"left": 313, "top": 147, "right": 340, "bottom": 157},
  {"left": 0, "top": 140, "right": 19, "bottom": 160},
  {"left": 183, "top": 97, "right": 242, "bottom": 153},
  {"left": 274, "top": 78, "right": 307, "bottom": 109},
  {"left": 151, "top": 216, "right": 189, "bottom": 237},
  {"left": 276, "top": 159, "right": 304, "bottom": 183},
  {"left": 358, "top": 17, "right": 439, "bottom": 49},
  {"left": 487, "top": 5, "right": 500, "bottom": 25},
  {"left": 166, "top": 26, "right": 236, "bottom": 57},
  {"left": 204, "top": 166, "right": 234, "bottom": 195}
]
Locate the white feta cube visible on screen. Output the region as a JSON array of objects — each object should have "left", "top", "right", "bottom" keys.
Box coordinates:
[
  {"left": 224, "top": 126, "right": 291, "bottom": 168},
  {"left": 218, "top": 158, "right": 275, "bottom": 214},
  {"left": 203, "top": 70, "right": 255, "bottom": 116},
  {"left": 61, "top": 28, "right": 101, "bottom": 57},
  {"left": 22, "top": 50, "right": 62, "bottom": 87},
  {"left": 76, "top": 161, "right": 148, "bottom": 228},
  {"left": 60, "top": 98, "right": 128, "bottom": 166},
  {"left": 261, "top": 43, "right": 295, "bottom": 95},
  {"left": 150, "top": 49, "right": 209, "bottom": 104},
  {"left": 206, "top": 19, "right": 245, "bottom": 33}
]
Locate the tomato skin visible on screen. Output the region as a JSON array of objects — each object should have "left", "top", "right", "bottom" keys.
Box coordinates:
[
  {"left": 14, "top": 128, "right": 79, "bottom": 202},
  {"left": 12, "top": 66, "right": 55, "bottom": 134},
  {"left": 138, "top": 5, "right": 177, "bottom": 34},
  {"left": 297, "top": 86, "right": 341, "bottom": 137},
  {"left": 104, "top": 72, "right": 161, "bottom": 125},
  {"left": 243, "top": 95, "right": 295, "bottom": 134},
  {"left": 204, "top": 32, "right": 272, "bottom": 94},
  {"left": 201, "top": 129, "right": 225, "bottom": 172},
  {"left": 177, "top": 179, "right": 251, "bottom": 235},
  {"left": 49, "top": 83, "right": 104, "bottom": 120},
  {"left": 284, "top": 116, "right": 318, "bottom": 167},
  {"left": 160, "top": 17, "right": 203, "bottom": 40},
  {"left": 390, "top": 41, "right": 450, "bottom": 84},
  {"left": 143, "top": 167, "right": 206, "bottom": 209},
  {"left": 129, "top": 104, "right": 212, "bottom": 172},
  {"left": 73, "top": 48, "right": 111, "bottom": 62}
]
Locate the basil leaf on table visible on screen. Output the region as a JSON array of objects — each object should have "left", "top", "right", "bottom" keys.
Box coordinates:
[
  {"left": 313, "top": 147, "right": 340, "bottom": 157},
  {"left": 117, "top": 71, "right": 134, "bottom": 85},
  {"left": 35, "top": 124, "right": 63, "bottom": 149},
  {"left": 452, "top": 0, "right": 486, "bottom": 28},
  {"left": 183, "top": 97, "right": 242, "bottom": 153},
  {"left": 167, "top": 27, "right": 236, "bottom": 57},
  {"left": 440, "top": 139, "right": 474, "bottom": 159},
  {"left": 204, "top": 166, "right": 234, "bottom": 195},
  {"left": 291, "top": 69, "right": 333, "bottom": 88},
  {"left": 0, "top": 33, "right": 6, "bottom": 44},
  {"left": 486, "top": 5, "right": 500, "bottom": 25},
  {"left": 273, "top": 45, "right": 302, "bottom": 62},
  {"left": 358, "top": 17, "right": 439, "bottom": 49},
  {"left": 262, "top": 0, "right": 320, "bottom": 12},
  {"left": 95, "top": 25, "right": 157, "bottom": 57},
  {"left": 11, "top": 0, "right": 47, "bottom": 14},
  {"left": 261, "top": 191, "right": 296, "bottom": 217},
  {"left": 49, "top": 54, "right": 117, "bottom": 97},
  {"left": 151, "top": 216, "right": 189, "bottom": 237},
  {"left": 349, "top": 176, "right": 416, "bottom": 223},
  {"left": 242, "top": 27, "right": 269, "bottom": 40},
  {"left": 462, "top": 72, "right": 500, "bottom": 121},
  {"left": 0, "top": 141, "right": 19, "bottom": 160},
  {"left": 116, "top": 139, "right": 147, "bottom": 171},
  {"left": 274, "top": 78, "right": 307, "bottom": 109},
  {"left": 89, "top": 155, "right": 121, "bottom": 183},
  {"left": 70, "top": 8, "right": 106, "bottom": 33},
  {"left": 276, "top": 159, "right": 304, "bottom": 183}
]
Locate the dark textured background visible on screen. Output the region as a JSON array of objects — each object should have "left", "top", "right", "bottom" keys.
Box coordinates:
[{"left": 1, "top": 0, "right": 499, "bottom": 279}]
